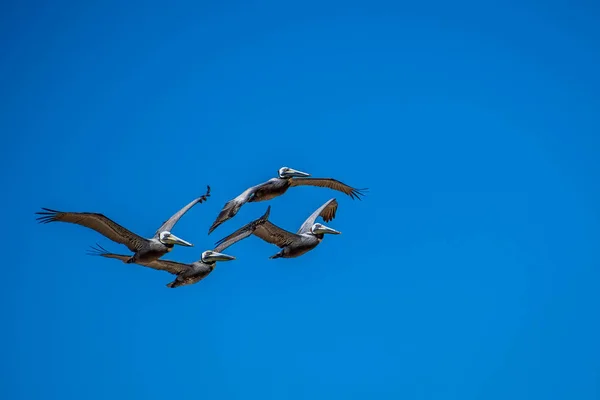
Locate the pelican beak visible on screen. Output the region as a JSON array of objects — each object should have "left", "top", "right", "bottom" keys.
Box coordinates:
[
  {"left": 287, "top": 168, "right": 311, "bottom": 178},
  {"left": 314, "top": 225, "right": 341, "bottom": 235},
  {"left": 206, "top": 251, "right": 236, "bottom": 262},
  {"left": 167, "top": 233, "right": 194, "bottom": 247}
]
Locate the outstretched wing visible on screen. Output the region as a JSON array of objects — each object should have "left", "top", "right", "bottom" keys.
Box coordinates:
[
  {"left": 297, "top": 198, "right": 339, "bottom": 234},
  {"left": 253, "top": 221, "right": 300, "bottom": 248},
  {"left": 36, "top": 208, "right": 147, "bottom": 252},
  {"left": 87, "top": 244, "right": 190, "bottom": 275},
  {"left": 154, "top": 185, "right": 211, "bottom": 237},
  {"left": 208, "top": 184, "right": 262, "bottom": 234},
  {"left": 289, "top": 177, "right": 367, "bottom": 200},
  {"left": 213, "top": 206, "right": 271, "bottom": 252}
]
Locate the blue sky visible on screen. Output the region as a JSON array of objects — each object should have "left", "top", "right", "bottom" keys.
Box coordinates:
[{"left": 2, "top": 0, "right": 600, "bottom": 399}]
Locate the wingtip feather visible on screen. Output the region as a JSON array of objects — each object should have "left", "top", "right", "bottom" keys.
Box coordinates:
[
  {"left": 35, "top": 208, "right": 62, "bottom": 223},
  {"left": 350, "top": 187, "right": 368, "bottom": 200},
  {"left": 86, "top": 243, "right": 107, "bottom": 257},
  {"left": 196, "top": 185, "right": 212, "bottom": 204},
  {"left": 208, "top": 224, "right": 218, "bottom": 235}
]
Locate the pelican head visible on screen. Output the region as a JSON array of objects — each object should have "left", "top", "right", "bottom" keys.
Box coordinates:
[
  {"left": 201, "top": 250, "right": 236, "bottom": 263},
  {"left": 278, "top": 166, "right": 311, "bottom": 179},
  {"left": 311, "top": 223, "right": 341, "bottom": 235},
  {"left": 159, "top": 231, "right": 193, "bottom": 247}
]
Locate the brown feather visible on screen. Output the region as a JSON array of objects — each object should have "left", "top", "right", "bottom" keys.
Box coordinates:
[
  {"left": 253, "top": 221, "right": 299, "bottom": 248},
  {"left": 87, "top": 244, "right": 190, "bottom": 275},
  {"left": 289, "top": 178, "right": 367, "bottom": 200},
  {"left": 213, "top": 206, "right": 272, "bottom": 252},
  {"left": 36, "top": 208, "right": 147, "bottom": 252},
  {"left": 297, "top": 198, "right": 339, "bottom": 234}
]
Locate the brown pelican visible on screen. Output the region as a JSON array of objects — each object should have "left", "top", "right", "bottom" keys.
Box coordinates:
[
  {"left": 36, "top": 186, "right": 211, "bottom": 264},
  {"left": 214, "top": 198, "right": 341, "bottom": 259},
  {"left": 88, "top": 208, "right": 270, "bottom": 288},
  {"left": 208, "top": 166, "right": 366, "bottom": 234}
]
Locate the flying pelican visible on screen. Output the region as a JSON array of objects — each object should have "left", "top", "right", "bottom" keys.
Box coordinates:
[
  {"left": 36, "top": 186, "right": 211, "bottom": 264},
  {"left": 214, "top": 198, "right": 341, "bottom": 259},
  {"left": 208, "top": 166, "right": 366, "bottom": 234},
  {"left": 88, "top": 208, "right": 270, "bottom": 288}
]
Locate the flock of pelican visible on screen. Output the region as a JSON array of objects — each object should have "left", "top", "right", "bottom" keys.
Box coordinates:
[{"left": 36, "top": 167, "right": 367, "bottom": 288}]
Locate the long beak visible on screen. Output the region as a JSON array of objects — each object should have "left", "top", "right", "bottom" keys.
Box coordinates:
[
  {"left": 315, "top": 225, "right": 341, "bottom": 235},
  {"left": 287, "top": 168, "right": 311, "bottom": 177},
  {"left": 206, "top": 252, "right": 236, "bottom": 262},
  {"left": 168, "top": 233, "right": 194, "bottom": 247}
]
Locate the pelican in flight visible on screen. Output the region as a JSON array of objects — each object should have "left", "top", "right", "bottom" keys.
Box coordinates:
[
  {"left": 214, "top": 198, "right": 341, "bottom": 259},
  {"left": 208, "top": 166, "right": 366, "bottom": 234},
  {"left": 88, "top": 208, "right": 269, "bottom": 288},
  {"left": 36, "top": 186, "right": 211, "bottom": 264}
]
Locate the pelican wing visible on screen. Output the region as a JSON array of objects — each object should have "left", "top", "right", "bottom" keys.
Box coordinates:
[
  {"left": 36, "top": 208, "right": 147, "bottom": 252},
  {"left": 213, "top": 206, "right": 271, "bottom": 252},
  {"left": 87, "top": 244, "right": 191, "bottom": 275},
  {"left": 154, "top": 185, "right": 211, "bottom": 237},
  {"left": 208, "top": 184, "right": 262, "bottom": 234},
  {"left": 297, "top": 198, "right": 339, "bottom": 234},
  {"left": 253, "top": 221, "right": 300, "bottom": 248},
  {"left": 289, "top": 178, "right": 367, "bottom": 200}
]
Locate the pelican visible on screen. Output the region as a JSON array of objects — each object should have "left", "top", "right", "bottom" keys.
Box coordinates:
[
  {"left": 214, "top": 198, "right": 341, "bottom": 259},
  {"left": 208, "top": 166, "right": 366, "bottom": 234},
  {"left": 36, "top": 186, "right": 211, "bottom": 264},
  {"left": 88, "top": 208, "right": 269, "bottom": 288}
]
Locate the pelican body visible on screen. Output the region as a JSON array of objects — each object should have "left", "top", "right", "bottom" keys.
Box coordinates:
[
  {"left": 215, "top": 198, "right": 341, "bottom": 259},
  {"left": 269, "top": 223, "right": 334, "bottom": 259},
  {"left": 165, "top": 251, "right": 234, "bottom": 288},
  {"left": 242, "top": 174, "right": 298, "bottom": 202},
  {"left": 208, "top": 167, "right": 366, "bottom": 234},
  {"left": 36, "top": 186, "right": 211, "bottom": 264},
  {"left": 127, "top": 231, "right": 189, "bottom": 263}
]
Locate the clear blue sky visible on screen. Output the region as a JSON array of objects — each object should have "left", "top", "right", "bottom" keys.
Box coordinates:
[{"left": 2, "top": 0, "right": 599, "bottom": 399}]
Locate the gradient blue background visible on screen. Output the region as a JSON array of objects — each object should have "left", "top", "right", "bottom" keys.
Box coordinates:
[{"left": 2, "top": 1, "right": 599, "bottom": 399}]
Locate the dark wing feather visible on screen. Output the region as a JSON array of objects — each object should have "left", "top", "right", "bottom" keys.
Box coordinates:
[
  {"left": 289, "top": 178, "right": 367, "bottom": 200},
  {"left": 253, "top": 221, "right": 300, "bottom": 248},
  {"left": 36, "top": 208, "right": 147, "bottom": 252},
  {"left": 154, "top": 185, "right": 211, "bottom": 236},
  {"left": 87, "top": 244, "right": 190, "bottom": 275},
  {"left": 213, "top": 206, "right": 271, "bottom": 252},
  {"left": 208, "top": 184, "right": 261, "bottom": 234},
  {"left": 297, "top": 198, "right": 339, "bottom": 234}
]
